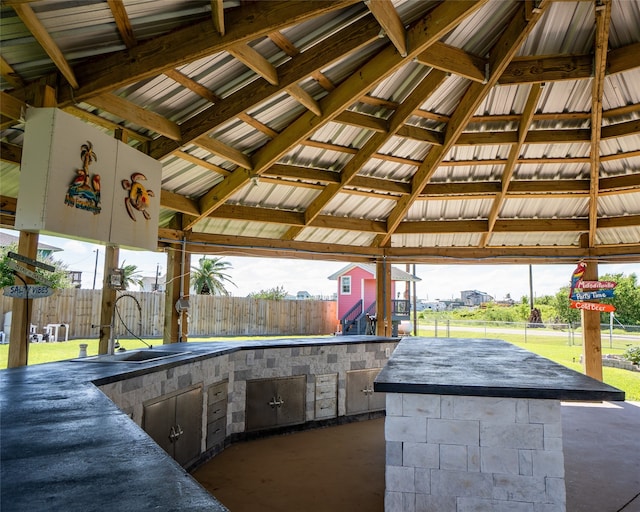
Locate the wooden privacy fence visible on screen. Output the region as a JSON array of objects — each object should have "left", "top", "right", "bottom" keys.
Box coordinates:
[{"left": 0, "top": 289, "right": 338, "bottom": 340}]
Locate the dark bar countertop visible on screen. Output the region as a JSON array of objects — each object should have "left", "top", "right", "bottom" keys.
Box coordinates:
[
  {"left": 374, "top": 337, "right": 625, "bottom": 401},
  {"left": 0, "top": 336, "right": 393, "bottom": 512}
]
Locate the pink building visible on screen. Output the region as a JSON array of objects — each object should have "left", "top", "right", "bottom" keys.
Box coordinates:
[{"left": 328, "top": 264, "right": 420, "bottom": 335}]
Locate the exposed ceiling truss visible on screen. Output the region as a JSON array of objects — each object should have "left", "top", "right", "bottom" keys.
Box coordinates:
[{"left": 1, "top": 0, "right": 639, "bottom": 265}]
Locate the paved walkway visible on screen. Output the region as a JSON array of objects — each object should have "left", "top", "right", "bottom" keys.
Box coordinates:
[{"left": 193, "top": 401, "right": 640, "bottom": 511}]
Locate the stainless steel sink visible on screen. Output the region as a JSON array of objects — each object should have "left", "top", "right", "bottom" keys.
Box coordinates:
[{"left": 72, "top": 349, "right": 191, "bottom": 363}]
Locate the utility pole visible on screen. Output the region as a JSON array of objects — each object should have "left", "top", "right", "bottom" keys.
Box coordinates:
[
  {"left": 154, "top": 263, "right": 160, "bottom": 291},
  {"left": 92, "top": 249, "right": 99, "bottom": 289},
  {"left": 529, "top": 264, "right": 534, "bottom": 310}
]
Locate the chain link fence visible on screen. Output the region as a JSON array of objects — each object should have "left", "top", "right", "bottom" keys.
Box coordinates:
[{"left": 411, "top": 318, "right": 640, "bottom": 351}]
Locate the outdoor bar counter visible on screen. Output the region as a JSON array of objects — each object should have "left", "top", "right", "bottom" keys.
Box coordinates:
[
  {"left": 374, "top": 337, "right": 625, "bottom": 512},
  {"left": 0, "top": 335, "right": 399, "bottom": 512}
]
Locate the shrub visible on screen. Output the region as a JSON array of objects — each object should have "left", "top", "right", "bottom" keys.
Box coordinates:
[{"left": 622, "top": 345, "right": 640, "bottom": 365}]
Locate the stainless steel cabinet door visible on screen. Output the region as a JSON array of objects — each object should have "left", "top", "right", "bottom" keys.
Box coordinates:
[
  {"left": 246, "top": 376, "right": 306, "bottom": 431},
  {"left": 346, "top": 369, "right": 385, "bottom": 414},
  {"left": 346, "top": 369, "right": 371, "bottom": 415},
  {"left": 275, "top": 375, "right": 305, "bottom": 427},
  {"left": 174, "top": 387, "right": 203, "bottom": 466},
  {"left": 246, "top": 379, "right": 278, "bottom": 431},
  {"left": 143, "top": 396, "right": 175, "bottom": 457}
]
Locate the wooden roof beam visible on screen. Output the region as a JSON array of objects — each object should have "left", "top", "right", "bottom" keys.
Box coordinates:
[
  {"left": 379, "top": 0, "right": 551, "bottom": 247},
  {"left": 211, "top": 0, "right": 225, "bottom": 36},
  {"left": 194, "top": 136, "right": 253, "bottom": 169},
  {"left": 588, "top": 0, "right": 611, "bottom": 247},
  {"left": 148, "top": 13, "right": 383, "bottom": 159},
  {"left": 192, "top": 1, "right": 490, "bottom": 231},
  {"left": 107, "top": 0, "right": 137, "bottom": 49},
  {"left": 174, "top": 151, "right": 231, "bottom": 176},
  {"left": 416, "top": 42, "right": 486, "bottom": 82},
  {"left": 228, "top": 44, "right": 279, "bottom": 86},
  {"left": 480, "top": 83, "right": 543, "bottom": 248},
  {"left": 163, "top": 69, "right": 221, "bottom": 104},
  {"left": 0, "top": 55, "right": 25, "bottom": 89},
  {"left": 365, "top": 0, "right": 407, "bottom": 57},
  {"left": 53, "top": 0, "right": 360, "bottom": 105},
  {"left": 12, "top": 3, "right": 78, "bottom": 89},
  {"left": 86, "top": 93, "right": 181, "bottom": 141}
]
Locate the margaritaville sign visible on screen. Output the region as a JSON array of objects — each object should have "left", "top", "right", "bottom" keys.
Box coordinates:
[{"left": 569, "top": 261, "right": 617, "bottom": 313}]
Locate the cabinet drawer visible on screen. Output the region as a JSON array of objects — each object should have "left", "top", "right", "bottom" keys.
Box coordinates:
[
  {"left": 207, "top": 381, "right": 228, "bottom": 405},
  {"left": 207, "top": 400, "right": 227, "bottom": 423},
  {"left": 315, "top": 397, "right": 337, "bottom": 419},
  {"left": 207, "top": 417, "right": 226, "bottom": 448}
]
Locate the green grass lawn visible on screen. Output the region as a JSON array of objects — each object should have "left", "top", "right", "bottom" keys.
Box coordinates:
[{"left": 2, "top": 333, "right": 638, "bottom": 401}]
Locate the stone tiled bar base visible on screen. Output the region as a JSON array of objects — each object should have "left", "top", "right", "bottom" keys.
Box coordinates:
[{"left": 384, "top": 393, "right": 565, "bottom": 512}]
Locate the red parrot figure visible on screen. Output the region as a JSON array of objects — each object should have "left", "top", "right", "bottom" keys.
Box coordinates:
[{"left": 569, "top": 261, "right": 587, "bottom": 297}]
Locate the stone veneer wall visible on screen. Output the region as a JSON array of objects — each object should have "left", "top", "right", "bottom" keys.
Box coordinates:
[
  {"left": 384, "top": 393, "right": 566, "bottom": 512},
  {"left": 228, "top": 342, "right": 395, "bottom": 434},
  {"left": 99, "top": 341, "right": 397, "bottom": 452},
  {"left": 99, "top": 354, "right": 231, "bottom": 427}
]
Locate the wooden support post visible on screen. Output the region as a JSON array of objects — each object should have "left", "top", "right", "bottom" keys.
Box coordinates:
[
  {"left": 7, "top": 83, "right": 56, "bottom": 367},
  {"left": 376, "top": 260, "right": 385, "bottom": 336},
  {"left": 7, "top": 232, "right": 39, "bottom": 368},
  {"left": 581, "top": 260, "right": 603, "bottom": 381},
  {"left": 375, "top": 260, "right": 392, "bottom": 336},
  {"left": 384, "top": 263, "right": 392, "bottom": 336},
  {"left": 180, "top": 251, "right": 191, "bottom": 342},
  {"left": 163, "top": 245, "right": 181, "bottom": 344},
  {"left": 98, "top": 245, "right": 119, "bottom": 354}
]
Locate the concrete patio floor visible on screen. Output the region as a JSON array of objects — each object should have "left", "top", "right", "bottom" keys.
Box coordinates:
[{"left": 193, "top": 401, "right": 640, "bottom": 512}]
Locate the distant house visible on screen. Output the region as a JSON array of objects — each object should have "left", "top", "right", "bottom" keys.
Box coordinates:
[
  {"left": 296, "top": 290, "right": 312, "bottom": 300},
  {"left": 460, "top": 290, "right": 493, "bottom": 306},
  {"left": 140, "top": 274, "right": 166, "bottom": 292},
  {"left": 67, "top": 270, "right": 82, "bottom": 288},
  {"left": 1, "top": 232, "right": 83, "bottom": 287},
  {"left": 0, "top": 232, "right": 62, "bottom": 260},
  {"left": 328, "top": 263, "right": 420, "bottom": 335}
]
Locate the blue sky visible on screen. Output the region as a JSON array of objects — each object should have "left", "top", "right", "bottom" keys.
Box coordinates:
[{"left": 2, "top": 228, "right": 638, "bottom": 301}]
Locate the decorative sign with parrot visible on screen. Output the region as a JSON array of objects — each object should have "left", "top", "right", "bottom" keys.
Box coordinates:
[
  {"left": 569, "top": 261, "right": 617, "bottom": 312},
  {"left": 64, "top": 141, "right": 101, "bottom": 214}
]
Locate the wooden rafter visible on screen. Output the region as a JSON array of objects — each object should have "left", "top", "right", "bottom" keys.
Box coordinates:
[
  {"left": 174, "top": 151, "right": 231, "bottom": 176},
  {"left": 589, "top": 0, "right": 612, "bottom": 247},
  {"left": 86, "top": 94, "right": 181, "bottom": 141},
  {"left": 479, "top": 83, "right": 543, "bottom": 248},
  {"left": 378, "top": 0, "right": 551, "bottom": 248},
  {"left": 107, "top": 0, "right": 136, "bottom": 49},
  {"left": 188, "top": 1, "right": 490, "bottom": 231},
  {"left": 51, "top": 0, "right": 360, "bottom": 105},
  {"left": 157, "top": 229, "right": 640, "bottom": 264},
  {"left": 164, "top": 69, "right": 221, "bottom": 103},
  {"left": 282, "top": 70, "right": 448, "bottom": 241},
  {"left": 211, "top": 0, "right": 225, "bottom": 36},
  {"left": 228, "top": 44, "right": 279, "bottom": 86},
  {"left": 148, "top": 13, "right": 383, "bottom": 159},
  {"left": 194, "top": 136, "right": 253, "bottom": 169},
  {"left": 365, "top": 0, "right": 407, "bottom": 57},
  {"left": 11, "top": 2, "right": 78, "bottom": 89},
  {"left": 0, "top": 55, "right": 25, "bottom": 89}
]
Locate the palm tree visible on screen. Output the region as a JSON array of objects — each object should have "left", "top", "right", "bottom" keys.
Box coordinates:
[
  {"left": 191, "top": 257, "right": 235, "bottom": 295},
  {"left": 120, "top": 261, "right": 143, "bottom": 290}
]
